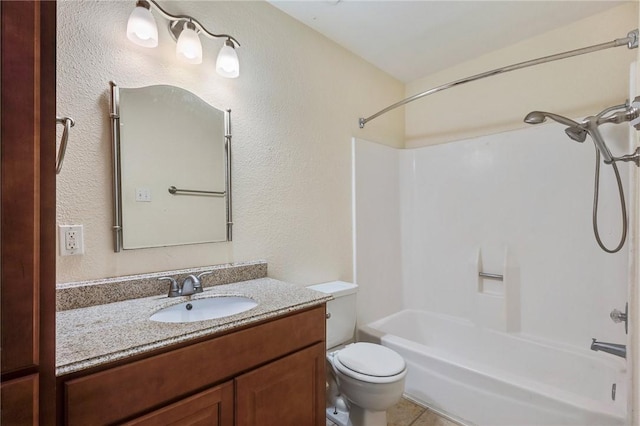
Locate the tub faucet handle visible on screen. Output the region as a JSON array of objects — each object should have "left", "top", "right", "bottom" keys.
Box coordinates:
[
  {"left": 610, "top": 309, "right": 626, "bottom": 322},
  {"left": 609, "top": 302, "right": 628, "bottom": 334}
]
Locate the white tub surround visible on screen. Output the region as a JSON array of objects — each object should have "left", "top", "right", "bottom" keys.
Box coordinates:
[
  {"left": 354, "top": 121, "right": 630, "bottom": 346},
  {"left": 398, "top": 123, "right": 630, "bottom": 345}
]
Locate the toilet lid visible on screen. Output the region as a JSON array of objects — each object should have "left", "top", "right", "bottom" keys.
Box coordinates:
[{"left": 336, "top": 342, "right": 405, "bottom": 377}]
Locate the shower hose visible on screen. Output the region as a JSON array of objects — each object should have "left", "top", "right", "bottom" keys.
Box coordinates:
[{"left": 592, "top": 149, "right": 627, "bottom": 253}]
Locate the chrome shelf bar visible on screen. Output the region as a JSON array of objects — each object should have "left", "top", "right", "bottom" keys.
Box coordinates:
[
  {"left": 168, "top": 186, "right": 226, "bottom": 196},
  {"left": 359, "top": 29, "right": 639, "bottom": 128},
  {"left": 478, "top": 272, "right": 504, "bottom": 281}
]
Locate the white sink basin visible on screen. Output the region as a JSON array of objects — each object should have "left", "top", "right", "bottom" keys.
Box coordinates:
[{"left": 150, "top": 296, "right": 258, "bottom": 323}]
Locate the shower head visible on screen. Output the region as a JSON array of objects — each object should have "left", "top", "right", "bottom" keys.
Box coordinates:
[
  {"left": 524, "top": 111, "right": 581, "bottom": 128},
  {"left": 564, "top": 126, "right": 587, "bottom": 143}
]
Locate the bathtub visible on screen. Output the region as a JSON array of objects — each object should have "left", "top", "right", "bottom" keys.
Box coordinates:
[{"left": 362, "top": 309, "right": 627, "bottom": 426}]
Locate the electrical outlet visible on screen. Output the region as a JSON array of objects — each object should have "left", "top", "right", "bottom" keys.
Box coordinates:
[{"left": 59, "top": 225, "right": 84, "bottom": 256}]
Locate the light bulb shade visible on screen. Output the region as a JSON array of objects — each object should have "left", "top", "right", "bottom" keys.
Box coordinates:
[
  {"left": 176, "top": 23, "right": 203, "bottom": 64},
  {"left": 216, "top": 42, "right": 239, "bottom": 78},
  {"left": 126, "top": 3, "right": 158, "bottom": 48}
]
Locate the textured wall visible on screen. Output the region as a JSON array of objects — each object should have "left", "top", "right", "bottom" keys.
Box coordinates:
[
  {"left": 56, "top": 0, "right": 404, "bottom": 283},
  {"left": 405, "top": 4, "right": 639, "bottom": 147}
]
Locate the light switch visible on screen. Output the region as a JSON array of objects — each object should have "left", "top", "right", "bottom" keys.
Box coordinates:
[{"left": 135, "top": 188, "right": 152, "bottom": 202}]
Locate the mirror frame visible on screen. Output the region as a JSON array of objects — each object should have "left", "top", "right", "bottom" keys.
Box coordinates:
[{"left": 108, "top": 81, "right": 233, "bottom": 252}]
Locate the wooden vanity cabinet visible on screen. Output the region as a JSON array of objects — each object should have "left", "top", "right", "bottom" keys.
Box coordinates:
[{"left": 59, "top": 305, "right": 326, "bottom": 426}]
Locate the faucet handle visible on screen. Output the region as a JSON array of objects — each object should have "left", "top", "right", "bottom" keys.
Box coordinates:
[
  {"left": 196, "top": 271, "right": 213, "bottom": 292},
  {"left": 197, "top": 271, "right": 213, "bottom": 281},
  {"left": 193, "top": 274, "right": 204, "bottom": 294},
  {"left": 610, "top": 303, "right": 628, "bottom": 334},
  {"left": 159, "top": 277, "right": 180, "bottom": 297}
]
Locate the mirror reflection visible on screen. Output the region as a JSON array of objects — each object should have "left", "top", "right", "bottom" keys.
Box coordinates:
[{"left": 111, "top": 84, "right": 231, "bottom": 251}]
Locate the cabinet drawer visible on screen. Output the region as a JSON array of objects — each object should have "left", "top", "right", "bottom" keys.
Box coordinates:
[
  {"left": 123, "top": 381, "right": 233, "bottom": 426},
  {"left": 64, "top": 306, "right": 324, "bottom": 425}
]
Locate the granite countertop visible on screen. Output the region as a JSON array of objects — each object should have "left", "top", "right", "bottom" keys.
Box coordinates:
[{"left": 56, "top": 278, "right": 331, "bottom": 376}]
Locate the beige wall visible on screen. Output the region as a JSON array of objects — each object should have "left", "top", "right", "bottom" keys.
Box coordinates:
[
  {"left": 405, "top": 3, "right": 638, "bottom": 148},
  {"left": 56, "top": 0, "right": 404, "bottom": 284}
]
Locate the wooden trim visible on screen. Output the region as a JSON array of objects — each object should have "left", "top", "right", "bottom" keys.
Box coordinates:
[{"left": 39, "top": 1, "right": 58, "bottom": 423}]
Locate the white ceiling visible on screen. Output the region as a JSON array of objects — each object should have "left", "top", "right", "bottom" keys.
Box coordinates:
[{"left": 268, "top": 1, "right": 630, "bottom": 82}]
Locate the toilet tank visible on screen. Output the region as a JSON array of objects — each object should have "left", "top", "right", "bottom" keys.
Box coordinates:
[{"left": 307, "top": 281, "right": 358, "bottom": 349}]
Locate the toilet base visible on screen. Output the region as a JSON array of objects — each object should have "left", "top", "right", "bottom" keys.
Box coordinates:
[
  {"left": 326, "top": 406, "right": 351, "bottom": 426},
  {"left": 325, "top": 404, "right": 387, "bottom": 426},
  {"left": 349, "top": 405, "right": 387, "bottom": 426}
]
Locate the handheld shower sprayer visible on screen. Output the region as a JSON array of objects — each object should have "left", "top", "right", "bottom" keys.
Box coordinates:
[
  {"left": 523, "top": 99, "right": 640, "bottom": 253},
  {"left": 523, "top": 111, "right": 581, "bottom": 127}
]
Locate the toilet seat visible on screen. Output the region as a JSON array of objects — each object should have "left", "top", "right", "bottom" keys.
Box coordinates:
[{"left": 333, "top": 343, "right": 406, "bottom": 384}]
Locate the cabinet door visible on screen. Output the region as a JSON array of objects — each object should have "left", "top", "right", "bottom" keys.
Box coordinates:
[
  {"left": 235, "top": 343, "right": 325, "bottom": 426},
  {"left": 1, "top": 375, "right": 38, "bottom": 425},
  {"left": 123, "top": 381, "right": 233, "bottom": 426}
]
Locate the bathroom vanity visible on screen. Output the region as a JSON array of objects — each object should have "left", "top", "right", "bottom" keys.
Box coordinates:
[{"left": 55, "top": 274, "right": 330, "bottom": 425}]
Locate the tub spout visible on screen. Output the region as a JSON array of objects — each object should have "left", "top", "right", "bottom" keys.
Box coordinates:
[{"left": 590, "top": 338, "right": 626, "bottom": 359}]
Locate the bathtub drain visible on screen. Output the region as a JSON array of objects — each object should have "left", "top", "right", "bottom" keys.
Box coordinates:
[{"left": 611, "top": 383, "right": 616, "bottom": 401}]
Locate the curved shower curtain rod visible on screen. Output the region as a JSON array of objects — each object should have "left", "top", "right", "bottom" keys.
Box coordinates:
[{"left": 359, "top": 29, "right": 639, "bottom": 129}]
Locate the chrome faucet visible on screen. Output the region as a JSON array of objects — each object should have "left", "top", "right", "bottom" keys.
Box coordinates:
[
  {"left": 158, "top": 274, "right": 204, "bottom": 297},
  {"left": 590, "top": 338, "right": 626, "bottom": 359}
]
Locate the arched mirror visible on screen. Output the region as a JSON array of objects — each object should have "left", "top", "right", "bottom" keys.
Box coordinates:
[{"left": 109, "top": 83, "right": 232, "bottom": 252}]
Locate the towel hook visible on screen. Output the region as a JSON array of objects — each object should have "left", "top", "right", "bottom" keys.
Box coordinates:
[{"left": 55, "top": 116, "right": 75, "bottom": 174}]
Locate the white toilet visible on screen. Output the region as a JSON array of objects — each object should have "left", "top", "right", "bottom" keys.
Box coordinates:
[{"left": 307, "top": 281, "right": 406, "bottom": 426}]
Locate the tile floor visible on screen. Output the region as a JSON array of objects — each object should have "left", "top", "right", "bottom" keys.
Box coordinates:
[{"left": 325, "top": 397, "right": 461, "bottom": 426}]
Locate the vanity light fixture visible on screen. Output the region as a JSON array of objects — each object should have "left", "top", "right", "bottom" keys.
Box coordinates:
[
  {"left": 126, "top": 0, "right": 158, "bottom": 47},
  {"left": 216, "top": 39, "right": 240, "bottom": 78},
  {"left": 175, "top": 21, "right": 202, "bottom": 64},
  {"left": 126, "top": 0, "right": 241, "bottom": 78}
]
